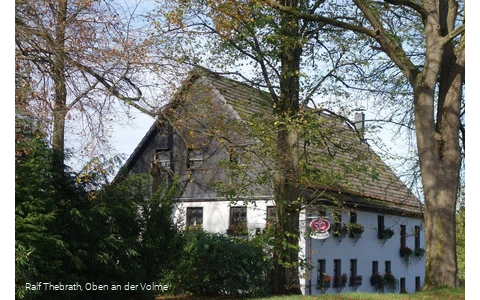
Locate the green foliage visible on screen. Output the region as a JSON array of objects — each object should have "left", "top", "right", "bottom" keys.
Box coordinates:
[
  {"left": 370, "top": 273, "right": 384, "bottom": 292},
  {"left": 165, "top": 231, "right": 269, "bottom": 298},
  {"left": 346, "top": 222, "right": 364, "bottom": 236},
  {"left": 378, "top": 228, "right": 395, "bottom": 240},
  {"left": 383, "top": 272, "right": 398, "bottom": 293},
  {"left": 15, "top": 119, "right": 182, "bottom": 299}
]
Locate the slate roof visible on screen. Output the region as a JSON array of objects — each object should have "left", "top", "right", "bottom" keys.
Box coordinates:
[{"left": 123, "top": 66, "right": 424, "bottom": 217}]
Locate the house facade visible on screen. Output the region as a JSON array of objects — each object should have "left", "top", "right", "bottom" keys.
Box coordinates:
[{"left": 120, "top": 66, "right": 426, "bottom": 295}]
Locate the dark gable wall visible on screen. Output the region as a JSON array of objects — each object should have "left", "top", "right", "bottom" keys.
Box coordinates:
[
  {"left": 128, "top": 122, "right": 172, "bottom": 175},
  {"left": 127, "top": 120, "right": 231, "bottom": 200}
]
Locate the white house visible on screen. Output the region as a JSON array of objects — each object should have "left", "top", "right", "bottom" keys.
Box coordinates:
[{"left": 120, "top": 66, "right": 426, "bottom": 295}]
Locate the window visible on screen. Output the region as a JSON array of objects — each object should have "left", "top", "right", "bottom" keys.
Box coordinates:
[
  {"left": 350, "top": 259, "right": 357, "bottom": 284},
  {"left": 350, "top": 211, "right": 357, "bottom": 223},
  {"left": 187, "top": 148, "right": 203, "bottom": 169},
  {"left": 378, "top": 215, "right": 385, "bottom": 233},
  {"left": 154, "top": 149, "right": 172, "bottom": 168},
  {"left": 400, "top": 277, "right": 406, "bottom": 293},
  {"left": 266, "top": 206, "right": 277, "bottom": 224},
  {"left": 333, "top": 259, "right": 342, "bottom": 287},
  {"left": 372, "top": 261, "right": 378, "bottom": 276},
  {"left": 230, "top": 206, "right": 247, "bottom": 225},
  {"left": 385, "top": 261, "right": 391, "bottom": 274},
  {"left": 400, "top": 225, "right": 406, "bottom": 248},
  {"left": 415, "top": 226, "right": 421, "bottom": 250},
  {"left": 415, "top": 276, "right": 421, "bottom": 292},
  {"left": 317, "top": 259, "right": 326, "bottom": 286},
  {"left": 186, "top": 207, "right": 203, "bottom": 227}
]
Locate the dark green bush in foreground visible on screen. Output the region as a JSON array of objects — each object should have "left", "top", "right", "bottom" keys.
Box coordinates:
[{"left": 165, "top": 231, "right": 269, "bottom": 298}]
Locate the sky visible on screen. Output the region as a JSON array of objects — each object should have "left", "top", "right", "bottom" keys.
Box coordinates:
[{"left": 111, "top": 109, "right": 156, "bottom": 161}]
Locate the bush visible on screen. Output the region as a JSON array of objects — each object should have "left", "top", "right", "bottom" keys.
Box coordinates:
[
  {"left": 15, "top": 119, "right": 182, "bottom": 299},
  {"left": 165, "top": 231, "right": 268, "bottom": 297}
]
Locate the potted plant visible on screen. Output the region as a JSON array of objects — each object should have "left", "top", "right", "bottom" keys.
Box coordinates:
[
  {"left": 317, "top": 273, "right": 332, "bottom": 289},
  {"left": 378, "top": 228, "right": 395, "bottom": 241},
  {"left": 347, "top": 223, "right": 365, "bottom": 238},
  {"left": 335, "top": 273, "right": 348, "bottom": 288},
  {"left": 226, "top": 222, "right": 248, "bottom": 236},
  {"left": 350, "top": 275, "right": 363, "bottom": 286},
  {"left": 400, "top": 246, "right": 413, "bottom": 257},
  {"left": 414, "top": 247, "right": 425, "bottom": 257},
  {"left": 347, "top": 223, "right": 365, "bottom": 236},
  {"left": 411, "top": 247, "right": 426, "bottom": 264},
  {"left": 332, "top": 224, "right": 348, "bottom": 237},
  {"left": 383, "top": 272, "right": 397, "bottom": 293},
  {"left": 400, "top": 246, "right": 413, "bottom": 267},
  {"left": 370, "top": 273, "right": 384, "bottom": 292}
]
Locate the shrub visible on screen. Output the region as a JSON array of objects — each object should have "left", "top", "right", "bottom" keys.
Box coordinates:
[{"left": 165, "top": 230, "right": 268, "bottom": 297}]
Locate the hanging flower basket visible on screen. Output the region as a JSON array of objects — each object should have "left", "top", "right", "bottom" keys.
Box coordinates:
[
  {"left": 383, "top": 272, "right": 398, "bottom": 293},
  {"left": 400, "top": 246, "right": 413, "bottom": 257},
  {"left": 334, "top": 273, "right": 348, "bottom": 289},
  {"left": 411, "top": 247, "right": 426, "bottom": 264},
  {"left": 414, "top": 247, "right": 425, "bottom": 257},
  {"left": 370, "top": 273, "right": 384, "bottom": 292},
  {"left": 350, "top": 275, "right": 363, "bottom": 286},
  {"left": 400, "top": 246, "right": 413, "bottom": 267},
  {"left": 347, "top": 223, "right": 364, "bottom": 238},
  {"left": 377, "top": 228, "right": 395, "bottom": 243},
  {"left": 350, "top": 275, "right": 362, "bottom": 291},
  {"left": 332, "top": 224, "right": 348, "bottom": 237},
  {"left": 317, "top": 274, "right": 332, "bottom": 290}
]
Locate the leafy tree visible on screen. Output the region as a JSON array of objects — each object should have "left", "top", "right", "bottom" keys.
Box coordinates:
[
  {"left": 153, "top": 0, "right": 466, "bottom": 288},
  {"left": 266, "top": 0, "right": 465, "bottom": 289},
  {"left": 153, "top": 0, "right": 396, "bottom": 294},
  {"left": 15, "top": 0, "right": 158, "bottom": 167}
]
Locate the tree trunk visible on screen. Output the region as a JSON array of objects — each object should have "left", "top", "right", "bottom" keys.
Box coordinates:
[
  {"left": 415, "top": 13, "right": 464, "bottom": 287},
  {"left": 51, "top": 0, "right": 68, "bottom": 167},
  {"left": 268, "top": 1, "right": 303, "bottom": 294},
  {"left": 270, "top": 128, "right": 302, "bottom": 295}
]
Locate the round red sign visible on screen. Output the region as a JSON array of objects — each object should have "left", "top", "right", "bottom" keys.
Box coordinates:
[{"left": 310, "top": 219, "right": 330, "bottom": 232}]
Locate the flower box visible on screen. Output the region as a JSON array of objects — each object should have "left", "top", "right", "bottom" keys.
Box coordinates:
[
  {"left": 400, "top": 246, "right": 413, "bottom": 257},
  {"left": 383, "top": 272, "right": 397, "bottom": 293},
  {"left": 332, "top": 224, "right": 348, "bottom": 237},
  {"left": 227, "top": 222, "right": 248, "bottom": 236},
  {"left": 317, "top": 274, "right": 332, "bottom": 290},
  {"left": 414, "top": 247, "right": 425, "bottom": 257},
  {"left": 347, "top": 223, "right": 365, "bottom": 238},
  {"left": 334, "top": 273, "right": 348, "bottom": 287},
  {"left": 378, "top": 228, "right": 394, "bottom": 240},
  {"left": 350, "top": 275, "right": 363, "bottom": 286}
]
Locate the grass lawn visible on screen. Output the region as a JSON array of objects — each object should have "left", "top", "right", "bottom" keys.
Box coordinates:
[{"left": 157, "top": 286, "right": 465, "bottom": 300}]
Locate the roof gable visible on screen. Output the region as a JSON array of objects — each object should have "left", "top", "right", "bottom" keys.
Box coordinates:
[{"left": 121, "top": 66, "right": 423, "bottom": 217}]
